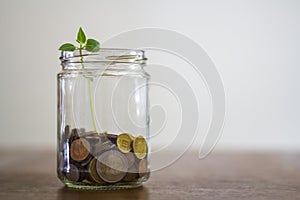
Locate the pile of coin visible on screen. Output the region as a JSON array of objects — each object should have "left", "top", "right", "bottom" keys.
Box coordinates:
[{"left": 60, "top": 125, "right": 149, "bottom": 184}]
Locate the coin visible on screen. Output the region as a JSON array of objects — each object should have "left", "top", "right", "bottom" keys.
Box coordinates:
[
  {"left": 139, "top": 159, "right": 148, "bottom": 176},
  {"left": 69, "top": 128, "right": 80, "bottom": 142},
  {"left": 117, "top": 133, "right": 133, "bottom": 153},
  {"left": 66, "top": 164, "right": 81, "bottom": 182},
  {"left": 78, "top": 128, "right": 86, "bottom": 136},
  {"left": 80, "top": 154, "right": 93, "bottom": 167},
  {"left": 122, "top": 165, "right": 139, "bottom": 182},
  {"left": 85, "top": 134, "right": 101, "bottom": 146},
  {"left": 138, "top": 159, "right": 148, "bottom": 177},
  {"left": 80, "top": 130, "right": 98, "bottom": 138},
  {"left": 138, "top": 158, "right": 150, "bottom": 181},
  {"left": 133, "top": 136, "right": 147, "bottom": 159},
  {"left": 96, "top": 150, "right": 128, "bottom": 183},
  {"left": 88, "top": 158, "right": 105, "bottom": 184},
  {"left": 94, "top": 140, "right": 115, "bottom": 155},
  {"left": 124, "top": 152, "right": 135, "bottom": 168},
  {"left": 127, "top": 162, "right": 138, "bottom": 173},
  {"left": 103, "top": 132, "right": 118, "bottom": 144},
  {"left": 70, "top": 138, "right": 91, "bottom": 162}
]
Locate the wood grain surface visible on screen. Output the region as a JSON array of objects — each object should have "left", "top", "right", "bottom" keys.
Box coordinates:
[{"left": 0, "top": 150, "right": 299, "bottom": 200}]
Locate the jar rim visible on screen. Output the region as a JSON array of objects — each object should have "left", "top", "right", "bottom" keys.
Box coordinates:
[{"left": 60, "top": 48, "right": 147, "bottom": 66}]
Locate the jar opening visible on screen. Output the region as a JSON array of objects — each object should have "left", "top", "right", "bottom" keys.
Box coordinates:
[{"left": 60, "top": 48, "right": 147, "bottom": 69}]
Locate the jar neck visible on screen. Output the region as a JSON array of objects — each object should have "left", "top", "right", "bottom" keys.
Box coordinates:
[{"left": 60, "top": 48, "right": 147, "bottom": 70}]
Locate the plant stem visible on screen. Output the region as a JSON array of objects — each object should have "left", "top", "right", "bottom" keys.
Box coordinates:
[
  {"left": 79, "top": 46, "right": 98, "bottom": 132},
  {"left": 87, "top": 79, "right": 98, "bottom": 132}
]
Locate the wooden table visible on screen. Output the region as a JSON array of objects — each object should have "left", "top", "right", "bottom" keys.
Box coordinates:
[{"left": 0, "top": 150, "right": 299, "bottom": 200}]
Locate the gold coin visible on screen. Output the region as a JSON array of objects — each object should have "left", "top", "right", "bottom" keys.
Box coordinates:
[
  {"left": 133, "top": 136, "right": 147, "bottom": 159},
  {"left": 96, "top": 150, "right": 128, "bottom": 183},
  {"left": 128, "top": 134, "right": 135, "bottom": 140},
  {"left": 117, "top": 133, "right": 133, "bottom": 153},
  {"left": 70, "top": 138, "right": 91, "bottom": 162},
  {"left": 88, "top": 158, "right": 105, "bottom": 184}
]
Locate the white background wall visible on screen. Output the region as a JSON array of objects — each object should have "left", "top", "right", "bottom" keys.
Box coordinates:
[{"left": 0, "top": 0, "right": 299, "bottom": 151}]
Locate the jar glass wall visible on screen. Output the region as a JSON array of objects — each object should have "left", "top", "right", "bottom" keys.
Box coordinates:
[{"left": 57, "top": 49, "right": 150, "bottom": 190}]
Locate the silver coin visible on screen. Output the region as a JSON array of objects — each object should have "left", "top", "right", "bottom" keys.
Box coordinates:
[{"left": 96, "top": 150, "right": 128, "bottom": 183}]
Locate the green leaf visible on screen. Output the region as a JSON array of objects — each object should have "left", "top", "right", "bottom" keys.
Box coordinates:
[
  {"left": 85, "top": 38, "right": 100, "bottom": 52},
  {"left": 76, "top": 27, "right": 86, "bottom": 44},
  {"left": 58, "top": 43, "right": 76, "bottom": 51}
]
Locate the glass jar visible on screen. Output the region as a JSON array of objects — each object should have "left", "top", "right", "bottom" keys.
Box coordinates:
[{"left": 57, "top": 48, "right": 150, "bottom": 190}]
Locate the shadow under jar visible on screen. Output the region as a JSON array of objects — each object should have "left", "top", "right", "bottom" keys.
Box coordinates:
[{"left": 57, "top": 48, "right": 150, "bottom": 190}]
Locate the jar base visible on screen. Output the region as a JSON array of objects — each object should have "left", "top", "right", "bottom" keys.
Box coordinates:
[{"left": 64, "top": 181, "right": 143, "bottom": 190}]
